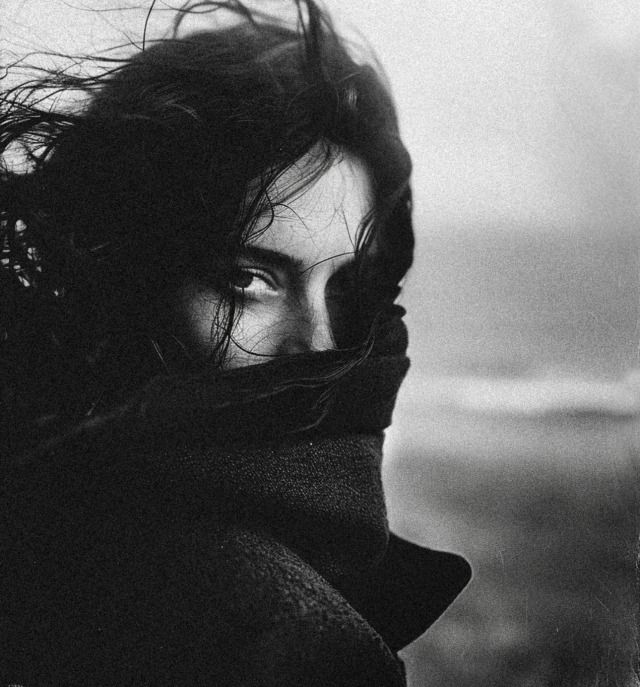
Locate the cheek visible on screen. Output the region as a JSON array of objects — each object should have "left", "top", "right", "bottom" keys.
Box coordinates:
[
  {"left": 229, "top": 303, "right": 285, "bottom": 355},
  {"left": 175, "top": 283, "right": 299, "bottom": 365}
]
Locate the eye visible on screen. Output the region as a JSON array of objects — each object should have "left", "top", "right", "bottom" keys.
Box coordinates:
[{"left": 230, "top": 267, "right": 278, "bottom": 299}]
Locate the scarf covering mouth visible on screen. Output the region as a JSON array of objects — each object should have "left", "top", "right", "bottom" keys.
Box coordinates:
[
  {"left": 135, "top": 303, "right": 413, "bottom": 441},
  {"left": 130, "top": 306, "right": 413, "bottom": 583},
  {"left": 126, "top": 305, "right": 468, "bottom": 648},
  {"left": 4, "top": 306, "right": 470, "bottom": 660}
]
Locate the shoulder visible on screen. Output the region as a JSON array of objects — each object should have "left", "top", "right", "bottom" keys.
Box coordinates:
[
  {"left": 2, "top": 492, "right": 405, "bottom": 686},
  {"left": 155, "top": 523, "right": 407, "bottom": 686}
]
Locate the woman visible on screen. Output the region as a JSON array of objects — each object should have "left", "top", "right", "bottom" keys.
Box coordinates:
[{"left": 0, "top": 1, "right": 470, "bottom": 684}]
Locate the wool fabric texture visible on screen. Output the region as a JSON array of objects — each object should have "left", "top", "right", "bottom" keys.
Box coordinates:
[{"left": 0, "top": 311, "right": 470, "bottom": 686}]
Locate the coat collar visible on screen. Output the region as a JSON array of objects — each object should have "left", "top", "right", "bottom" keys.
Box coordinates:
[{"left": 358, "top": 533, "right": 471, "bottom": 650}]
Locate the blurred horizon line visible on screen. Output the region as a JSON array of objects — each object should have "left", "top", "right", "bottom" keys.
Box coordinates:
[{"left": 395, "top": 369, "right": 640, "bottom": 418}]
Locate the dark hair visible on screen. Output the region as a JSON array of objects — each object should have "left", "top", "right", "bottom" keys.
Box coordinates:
[{"left": 0, "top": 0, "right": 413, "bottom": 446}]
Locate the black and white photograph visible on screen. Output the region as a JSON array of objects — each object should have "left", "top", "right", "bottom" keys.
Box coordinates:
[{"left": 1, "top": 1, "right": 639, "bottom": 685}]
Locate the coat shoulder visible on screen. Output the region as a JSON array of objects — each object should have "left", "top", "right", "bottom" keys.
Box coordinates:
[
  {"left": 2, "top": 511, "right": 406, "bottom": 686},
  {"left": 160, "top": 522, "right": 408, "bottom": 686}
]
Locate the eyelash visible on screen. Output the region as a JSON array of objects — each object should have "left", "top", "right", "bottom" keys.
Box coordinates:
[{"left": 230, "top": 266, "right": 278, "bottom": 298}]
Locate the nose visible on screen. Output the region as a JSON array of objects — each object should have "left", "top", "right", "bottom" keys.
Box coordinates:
[
  {"left": 280, "top": 291, "right": 335, "bottom": 354},
  {"left": 308, "top": 299, "right": 335, "bottom": 352}
]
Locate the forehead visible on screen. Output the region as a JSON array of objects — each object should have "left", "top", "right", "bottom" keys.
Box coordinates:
[{"left": 248, "top": 150, "right": 374, "bottom": 268}]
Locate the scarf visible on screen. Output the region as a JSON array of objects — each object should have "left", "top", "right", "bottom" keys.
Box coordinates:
[{"left": 3, "top": 307, "right": 470, "bottom": 669}]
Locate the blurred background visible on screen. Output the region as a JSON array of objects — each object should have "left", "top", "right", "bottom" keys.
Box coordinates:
[{"left": 3, "top": 1, "right": 640, "bottom": 684}]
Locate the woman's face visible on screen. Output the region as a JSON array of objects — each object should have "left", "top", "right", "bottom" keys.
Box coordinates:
[{"left": 179, "top": 151, "right": 374, "bottom": 368}]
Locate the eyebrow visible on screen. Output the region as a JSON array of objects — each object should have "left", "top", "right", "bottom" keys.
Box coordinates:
[
  {"left": 238, "top": 244, "right": 357, "bottom": 277},
  {"left": 238, "top": 245, "right": 306, "bottom": 274}
]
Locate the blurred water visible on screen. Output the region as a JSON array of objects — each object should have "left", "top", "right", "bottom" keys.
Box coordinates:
[{"left": 386, "top": 376, "right": 640, "bottom": 686}]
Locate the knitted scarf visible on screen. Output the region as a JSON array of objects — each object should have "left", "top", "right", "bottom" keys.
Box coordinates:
[{"left": 4, "top": 307, "right": 469, "bottom": 660}]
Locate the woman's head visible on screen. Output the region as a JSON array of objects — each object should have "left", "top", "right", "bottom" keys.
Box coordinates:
[{"left": 0, "top": 0, "right": 413, "bottom": 423}]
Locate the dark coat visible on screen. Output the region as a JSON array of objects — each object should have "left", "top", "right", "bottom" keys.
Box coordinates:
[{"left": 1, "top": 323, "right": 470, "bottom": 686}]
